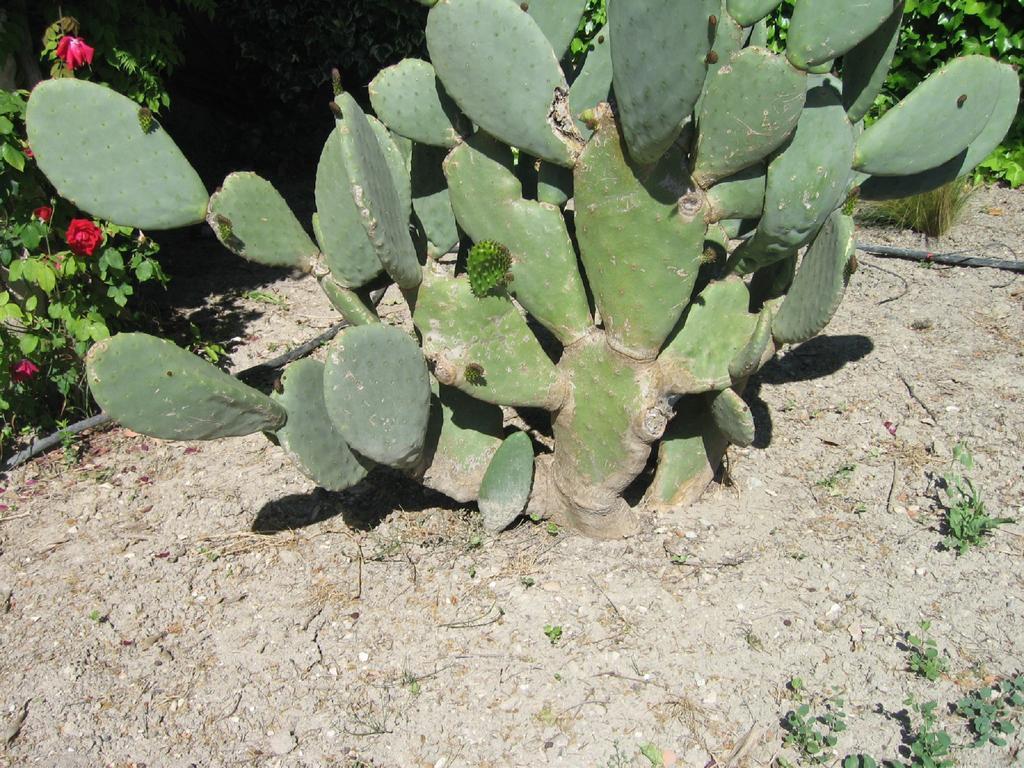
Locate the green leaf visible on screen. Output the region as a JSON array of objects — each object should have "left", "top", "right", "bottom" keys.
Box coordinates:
[
  {"left": 19, "top": 334, "right": 39, "bottom": 354},
  {"left": 0, "top": 116, "right": 13, "bottom": 134},
  {"left": 1, "top": 142, "right": 25, "bottom": 171}
]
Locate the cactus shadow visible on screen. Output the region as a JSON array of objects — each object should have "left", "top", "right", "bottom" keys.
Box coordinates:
[
  {"left": 756, "top": 334, "right": 874, "bottom": 385},
  {"left": 251, "top": 468, "right": 465, "bottom": 534}
]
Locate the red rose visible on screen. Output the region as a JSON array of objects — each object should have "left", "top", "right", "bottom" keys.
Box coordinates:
[
  {"left": 55, "top": 36, "right": 95, "bottom": 71},
  {"left": 11, "top": 359, "right": 40, "bottom": 383},
  {"left": 22, "top": 146, "right": 34, "bottom": 159},
  {"left": 65, "top": 218, "right": 103, "bottom": 256},
  {"left": 33, "top": 206, "right": 53, "bottom": 223}
]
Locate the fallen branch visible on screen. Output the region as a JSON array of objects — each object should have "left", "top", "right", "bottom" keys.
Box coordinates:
[{"left": 857, "top": 243, "right": 1024, "bottom": 272}]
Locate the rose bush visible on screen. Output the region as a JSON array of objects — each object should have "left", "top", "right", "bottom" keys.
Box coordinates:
[{"left": 1, "top": 88, "right": 168, "bottom": 454}]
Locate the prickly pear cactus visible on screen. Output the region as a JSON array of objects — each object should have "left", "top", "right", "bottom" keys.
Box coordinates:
[{"left": 26, "top": 0, "right": 1019, "bottom": 538}]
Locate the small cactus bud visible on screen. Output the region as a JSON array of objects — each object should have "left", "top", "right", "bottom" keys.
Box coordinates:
[
  {"left": 520, "top": 1, "right": 529, "bottom": 10},
  {"left": 705, "top": 51, "right": 719, "bottom": 65},
  {"left": 214, "top": 214, "right": 233, "bottom": 241},
  {"left": 273, "top": 377, "right": 284, "bottom": 394},
  {"left": 957, "top": 93, "right": 967, "bottom": 108},
  {"left": 331, "top": 68, "right": 343, "bottom": 96},
  {"left": 700, "top": 246, "right": 718, "bottom": 264},
  {"left": 467, "top": 240, "right": 513, "bottom": 297},
  {"left": 464, "top": 363, "right": 486, "bottom": 386},
  {"left": 137, "top": 107, "right": 154, "bottom": 134},
  {"left": 709, "top": 14, "right": 718, "bottom": 26},
  {"left": 597, "top": 34, "right": 605, "bottom": 44},
  {"left": 579, "top": 108, "right": 599, "bottom": 130}
]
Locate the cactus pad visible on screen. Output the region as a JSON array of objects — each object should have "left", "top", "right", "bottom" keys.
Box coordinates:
[
  {"left": 478, "top": 431, "right": 536, "bottom": 532},
  {"left": 335, "top": 93, "right": 421, "bottom": 291},
  {"left": 772, "top": 211, "right": 855, "bottom": 345},
  {"left": 26, "top": 79, "right": 208, "bottom": 230},
  {"left": 709, "top": 387, "right": 755, "bottom": 447},
  {"left": 369, "top": 58, "right": 467, "bottom": 148},
  {"left": 786, "top": 0, "right": 898, "bottom": 70},
  {"left": 853, "top": 56, "right": 1014, "bottom": 176},
  {"left": 271, "top": 359, "right": 372, "bottom": 491},
  {"left": 86, "top": 333, "right": 286, "bottom": 440},
  {"left": 207, "top": 172, "right": 319, "bottom": 270},
  {"left": 323, "top": 324, "right": 431, "bottom": 469},
  {"left": 426, "top": 0, "right": 581, "bottom": 166},
  {"left": 608, "top": 0, "right": 719, "bottom": 163}
]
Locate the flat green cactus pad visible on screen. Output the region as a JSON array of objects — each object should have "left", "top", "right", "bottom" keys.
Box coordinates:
[
  {"left": 706, "top": 165, "right": 767, "bottom": 222},
  {"left": 526, "top": 0, "right": 590, "bottom": 59},
  {"left": 318, "top": 275, "right": 380, "bottom": 326},
  {"left": 478, "top": 431, "right": 535, "bottom": 532},
  {"left": 609, "top": 0, "right": 718, "bottom": 164},
  {"left": 426, "top": 0, "right": 580, "bottom": 167},
  {"left": 853, "top": 56, "right": 1014, "bottom": 176},
  {"left": 419, "top": 383, "right": 504, "bottom": 503},
  {"left": 731, "top": 77, "right": 854, "bottom": 273},
  {"left": 323, "top": 324, "right": 431, "bottom": 469},
  {"left": 410, "top": 143, "right": 460, "bottom": 258},
  {"left": 729, "top": 308, "right": 774, "bottom": 380},
  {"left": 412, "top": 268, "right": 565, "bottom": 410},
  {"left": 26, "top": 79, "right": 208, "bottom": 230},
  {"left": 568, "top": 25, "right": 612, "bottom": 139},
  {"left": 693, "top": 47, "right": 806, "bottom": 187},
  {"left": 336, "top": 94, "right": 421, "bottom": 291},
  {"left": 444, "top": 135, "right": 591, "bottom": 344},
  {"left": 271, "top": 359, "right": 372, "bottom": 491},
  {"left": 842, "top": 3, "right": 904, "bottom": 124},
  {"left": 315, "top": 116, "right": 411, "bottom": 288},
  {"left": 648, "top": 395, "right": 728, "bottom": 509},
  {"left": 574, "top": 106, "right": 707, "bottom": 358},
  {"left": 207, "top": 172, "right": 319, "bottom": 270},
  {"left": 859, "top": 65, "right": 1021, "bottom": 200},
  {"left": 709, "top": 387, "right": 755, "bottom": 447},
  {"left": 369, "top": 58, "right": 466, "bottom": 148},
  {"left": 86, "top": 333, "right": 286, "bottom": 440},
  {"left": 660, "top": 277, "right": 758, "bottom": 393},
  {"left": 726, "top": 0, "right": 781, "bottom": 26},
  {"left": 773, "top": 211, "right": 855, "bottom": 345},
  {"left": 786, "top": 0, "right": 898, "bottom": 70}
]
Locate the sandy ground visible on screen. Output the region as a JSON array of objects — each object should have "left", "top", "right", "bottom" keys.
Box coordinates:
[{"left": 0, "top": 186, "right": 1022, "bottom": 767}]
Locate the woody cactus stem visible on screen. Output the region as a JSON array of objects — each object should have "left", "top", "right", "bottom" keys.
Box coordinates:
[{"left": 24, "top": 0, "right": 1019, "bottom": 538}]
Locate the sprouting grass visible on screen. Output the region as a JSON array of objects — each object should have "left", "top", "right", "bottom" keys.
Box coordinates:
[{"left": 856, "top": 178, "right": 976, "bottom": 238}]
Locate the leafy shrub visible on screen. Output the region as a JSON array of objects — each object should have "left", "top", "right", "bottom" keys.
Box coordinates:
[
  {"left": 0, "top": 89, "right": 167, "bottom": 451},
  {"left": 213, "top": 0, "right": 428, "bottom": 103},
  {"left": 2, "top": 0, "right": 214, "bottom": 111}
]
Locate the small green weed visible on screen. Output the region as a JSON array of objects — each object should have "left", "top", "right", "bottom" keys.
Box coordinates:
[
  {"left": 639, "top": 742, "right": 664, "bottom": 766},
  {"left": 782, "top": 693, "right": 847, "bottom": 764},
  {"left": 546, "top": 521, "right": 560, "bottom": 536},
  {"left": 905, "top": 697, "right": 953, "bottom": 768},
  {"left": 956, "top": 674, "right": 1024, "bottom": 748},
  {"left": 940, "top": 442, "right": 1013, "bottom": 555},
  {"left": 543, "top": 624, "right": 563, "bottom": 645},
  {"left": 243, "top": 289, "right": 288, "bottom": 306},
  {"left": 520, "top": 576, "right": 535, "bottom": 588},
  {"left": 841, "top": 756, "right": 878, "bottom": 768},
  {"left": 905, "top": 621, "right": 947, "bottom": 682},
  {"left": 817, "top": 462, "right": 856, "bottom": 493}
]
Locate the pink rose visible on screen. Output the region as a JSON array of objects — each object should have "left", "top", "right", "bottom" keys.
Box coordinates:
[
  {"left": 56, "top": 36, "right": 95, "bottom": 71},
  {"left": 22, "top": 146, "right": 34, "bottom": 159},
  {"left": 33, "top": 206, "right": 53, "bottom": 223},
  {"left": 11, "top": 359, "right": 40, "bottom": 383}
]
